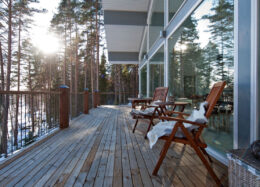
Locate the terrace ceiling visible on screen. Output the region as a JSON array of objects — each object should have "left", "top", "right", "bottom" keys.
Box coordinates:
[{"left": 102, "top": 0, "right": 150, "bottom": 65}]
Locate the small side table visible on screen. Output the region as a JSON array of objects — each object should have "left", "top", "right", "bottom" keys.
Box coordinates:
[
  {"left": 128, "top": 98, "right": 153, "bottom": 109},
  {"left": 154, "top": 101, "right": 189, "bottom": 116}
]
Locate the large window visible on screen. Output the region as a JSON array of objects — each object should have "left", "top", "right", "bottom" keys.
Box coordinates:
[
  {"left": 149, "top": 0, "right": 164, "bottom": 48},
  {"left": 169, "top": 0, "right": 185, "bottom": 22},
  {"left": 140, "top": 65, "right": 147, "bottom": 97},
  {"left": 168, "top": 0, "right": 234, "bottom": 155},
  {"left": 149, "top": 45, "right": 164, "bottom": 97}
]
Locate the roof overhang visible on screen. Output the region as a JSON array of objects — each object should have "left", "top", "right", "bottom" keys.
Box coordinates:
[{"left": 102, "top": 0, "right": 150, "bottom": 65}]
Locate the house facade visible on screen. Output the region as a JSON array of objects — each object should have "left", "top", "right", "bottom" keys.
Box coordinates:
[{"left": 103, "top": 0, "right": 260, "bottom": 165}]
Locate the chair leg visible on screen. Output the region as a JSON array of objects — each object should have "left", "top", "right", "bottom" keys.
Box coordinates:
[
  {"left": 152, "top": 138, "right": 172, "bottom": 175},
  {"left": 192, "top": 145, "right": 221, "bottom": 186},
  {"left": 180, "top": 126, "right": 221, "bottom": 186},
  {"left": 200, "top": 147, "right": 213, "bottom": 163},
  {"left": 153, "top": 124, "right": 179, "bottom": 175},
  {"left": 132, "top": 119, "right": 139, "bottom": 133},
  {"left": 144, "top": 119, "right": 153, "bottom": 139}
]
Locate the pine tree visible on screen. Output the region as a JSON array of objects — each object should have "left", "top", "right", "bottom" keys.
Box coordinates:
[
  {"left": 99, "top": 52, "right": 107, "bottom": 92},
  {"left": 171, "top": 16, "right": 202, "bottom": 98},
  {"left": 12, "top": 0, "right": 43, "bottom": 147},
  {"left": 201, "top": 41, "right": 219, "bottom": 91},
  {"left": 202, "top": 0, "right": 234, "bottom": 84},
  {"left": 1, "top": 0, "right": 13, "bottom": 156}
]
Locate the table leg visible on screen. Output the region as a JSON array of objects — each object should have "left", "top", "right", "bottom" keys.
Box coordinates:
[
  {"left": 132, "top": 101, "right": 136, "bottom": 109},
  {"left": 180, "top": 105, "right": 185, "bottom": 112}
]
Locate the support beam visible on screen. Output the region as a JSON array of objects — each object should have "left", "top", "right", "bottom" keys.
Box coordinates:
[
  {"left": 108, "top": 52, "right": 139, "bottom": 61},
  {"left": 104, "top": 10, "right": 147, "bottom": 26}
]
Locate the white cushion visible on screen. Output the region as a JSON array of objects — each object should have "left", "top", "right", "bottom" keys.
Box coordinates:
[{"left": 130, "top": 100, "right": 162, "bottom": 115}]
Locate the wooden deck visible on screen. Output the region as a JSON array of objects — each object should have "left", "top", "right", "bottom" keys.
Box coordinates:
[{"left": 0, "top": 106, "right": 228, "bottom": 187}]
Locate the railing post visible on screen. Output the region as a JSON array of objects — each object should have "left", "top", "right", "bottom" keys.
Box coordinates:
[
  {"left": 97, "top": 90, "right": 100, "bottom": 106},
  {"left": 60, "top": 85, "right": 69, "bottom": 129},
  {"left": 84, "top": 88, "right": 89, "bottom": 114},
  {"left": 93, "top": 90, "right": 97, "bottom": 108}
]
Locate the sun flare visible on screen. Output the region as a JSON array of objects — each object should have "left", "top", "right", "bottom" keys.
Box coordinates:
[{"left": 33, "top": 34, "right": 60, "bottom": 54}]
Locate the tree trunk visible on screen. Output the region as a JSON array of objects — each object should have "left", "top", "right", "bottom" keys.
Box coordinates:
[
  {"left": 114, "top": 65, "right": 118, "bottom": 104},
  {"left": 69, "top": 8, "right": 73, "bottom": 117},
  {"left": 28, "top": 59, "right": 35, "bottom": 134},
  {"left": 74, "top": 25, "right": 79, "bottom": 115},
  {"left": 180, "top": 36, "right": 184, "bottom": 97},
  {"left": 64, "top": 23, "right": 67, "bottom": 85},
  {"left": 90, "top": 20, "right": 95, "bottom": 106},
  {"left": 0, "top": 41, "right": 5, "bottom": 155},
  {"left": 118, "top": 65, "right": 122, "bottom": 104},
  {"left": 84, "top": 31, "right": 89, "bottom": 89},
  {"left": 14, "top": 17, "right": 22, "bottom": 147},
  {"left": 95, "top": 0, "right": 99, "bottom": 92},
  {"left": 0, "top": 42, "right": 4, "bottom": 90},
  {"left": 2, "top": 0, "right": 13, "bottom": 156}
]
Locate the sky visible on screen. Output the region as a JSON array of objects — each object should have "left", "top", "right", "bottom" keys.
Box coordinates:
[
  {"left": 193, "top": 0, "right": 213, "bottom": 48},
  {"left": 31, "top": 0, "right": 60, "bottom": 53}
]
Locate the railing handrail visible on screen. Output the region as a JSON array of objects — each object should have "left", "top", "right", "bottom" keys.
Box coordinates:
[
  {"left": 71, "top": 91, "right": 136, "bottom": 95},
  {"left": 0, "top": 90, "right": 61, "bottom": 95}
]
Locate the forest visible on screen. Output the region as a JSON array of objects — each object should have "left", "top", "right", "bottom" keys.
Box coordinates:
[{"left": 0, "top": 0, "right": 138, "bottom": 158}]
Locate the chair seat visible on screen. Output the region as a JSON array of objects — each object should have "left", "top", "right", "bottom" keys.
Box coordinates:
[
  {"left": 130, "top": 107, "right": 157, "bottom": 116},
  {"left": 147, "top": 121, "right": 196, "bottom": 148},
  {"left": 130, "top": 113, "right": 160, "bottom": 119}
]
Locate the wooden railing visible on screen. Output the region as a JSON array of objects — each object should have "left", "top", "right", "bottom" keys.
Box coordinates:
[
  {"left": 0, "top": 86, "right": 137, "bottom": 158},
  {"left": 0, "top": 90, "right": 60, "bottom": 157}
]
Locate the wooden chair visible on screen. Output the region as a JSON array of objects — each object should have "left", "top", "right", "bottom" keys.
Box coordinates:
[
  {"left": 130, "top": 87, "right": 168, "bottom": 138},
  {"left": 152, "top": 81, "right": 226, "bottom": 186}
]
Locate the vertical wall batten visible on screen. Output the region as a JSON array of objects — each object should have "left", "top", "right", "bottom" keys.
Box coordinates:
[
  {"left": 233, "top": 0, "right": 239, "bottom": 149},
  {"left": 236, "top": 0, "right": 251, "bottom": 148},
  {"left": 250, "top": 0, "right": 259, "bottom": 142}
]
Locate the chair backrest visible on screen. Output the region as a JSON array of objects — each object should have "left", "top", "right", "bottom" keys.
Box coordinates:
[
  {"left": 152, "top": 87, "right": 168, "bottom": 102},
  {"left": 205, "top": 81, "right": 226, "bottom": 118}
]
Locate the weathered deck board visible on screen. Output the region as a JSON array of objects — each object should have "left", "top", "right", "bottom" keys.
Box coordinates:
[{"left": 0, "top": 106, "right": 228, "bottom": 187}]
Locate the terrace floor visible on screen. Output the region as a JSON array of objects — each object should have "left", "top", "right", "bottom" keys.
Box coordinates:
[{"left": 0, "top": 106, "right": 228, "bottom": 187}]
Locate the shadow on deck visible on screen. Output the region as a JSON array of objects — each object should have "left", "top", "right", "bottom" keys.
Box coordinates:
[{"left": 0, "top": 106, "right": 228, "bottom": 186}]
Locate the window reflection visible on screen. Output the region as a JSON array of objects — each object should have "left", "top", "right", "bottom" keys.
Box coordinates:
[
  {"left": 168, "top": 0, "right": 234, "bottom": 155},
  {"left": 169, "top": 0, "right": 185, "bottom": 22},
  {"left": 140, "top": 65, "right": 147, "bottom": 97},
  {"left": 150, "top": 46, "right": 164, "bottom": 97}
]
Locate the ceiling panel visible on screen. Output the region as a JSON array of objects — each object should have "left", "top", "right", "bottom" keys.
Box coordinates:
[
  {"left": 105, "top": 25, "right": 145, "bottom": 52},
  {"left": 102, "top": 0, "right": 150, "bottom": 12}
]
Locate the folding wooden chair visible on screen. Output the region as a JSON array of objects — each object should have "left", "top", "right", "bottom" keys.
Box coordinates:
[
  {"left": 152, "top": 81, "right": 226, "bottom": 186},
  {"left": 130, "top": 87, "right": 168, "bottom": 138}
]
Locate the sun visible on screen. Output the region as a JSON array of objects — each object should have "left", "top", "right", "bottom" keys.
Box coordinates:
[{"left": 33, "top": 33, "right": 60, "bottom": 54}]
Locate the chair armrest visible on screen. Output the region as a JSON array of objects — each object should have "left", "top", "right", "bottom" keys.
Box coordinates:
[
  {"left": 128, "top": 98, "right": 153, "bottom": 102},
  {"left": 146, "top": 105, "right": 158, "bottom": 108},
  {"left": 154, "top": 101, "right": 175, "bottom": 106},
  {"left": 159, "top": 116, "right": 207, "bottom": 127},
  {"left": 165, "top": 111, "right": 190, "bottom": 116}
]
